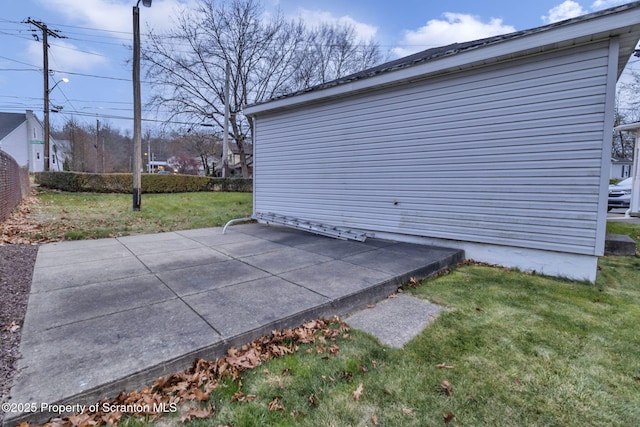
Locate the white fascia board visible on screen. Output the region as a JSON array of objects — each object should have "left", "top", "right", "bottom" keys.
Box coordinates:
[
  {"left": 614, "top": 122, "right": 640, "bottom": 131},
  {"left": 244, "top": 7, "right": 640, "bottom": 117}
]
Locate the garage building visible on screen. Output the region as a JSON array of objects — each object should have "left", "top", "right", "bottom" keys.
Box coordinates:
[{"left": 244, "top": 2, "right": 640, "bottom": 282}]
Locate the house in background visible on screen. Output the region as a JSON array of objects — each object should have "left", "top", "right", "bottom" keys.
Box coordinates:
[
  {"left": 611, "top": 157, "right": 633, "bottom": 179},
  {"left": 212, "top": 142, "right": 254, "bottom": 176},
  {"left": 245, "top": 2, "right": 640, "bottom": 283},
  {"left": 0, "top": 110, "right": 66, "bottom": 172}
]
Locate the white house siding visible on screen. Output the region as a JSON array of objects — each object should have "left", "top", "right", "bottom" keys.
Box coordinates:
[
  {"left": 253, "top": 39, "right": 616, "bottom": 267},
  {"left": 1, "top": 124, "right": 28, "bottom": 167}
]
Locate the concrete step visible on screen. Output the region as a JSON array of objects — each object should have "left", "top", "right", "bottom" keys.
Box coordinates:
[{"left": 604, "top": 233, "right": 637, "bottom": 256}]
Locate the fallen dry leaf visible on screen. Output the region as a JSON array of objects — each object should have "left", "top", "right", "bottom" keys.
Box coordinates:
[
  {"left": 66, "top": 413, "right": 93, "bottom": 427},
  {"left": 336, "top": 370, "right": 353, "bottom": 383},
  {"left": 231, "top": 390, "right": 257, "bottom": 403},
  {"left": 268, "top": 396, "right": 285, "bottom": 411},
  {"left": 328, "top": 344, "right": 340, "bottom": 355},
  {"left": 371, "top": 414, "right": 379, "bottom": 425},
  {"left": 436, "top": 363, "right": 454, "bottom": 369},
  {"left": 303, "top": 320, "right": 317, "bottom": 329},
  {"left": 179, "top": 405, "right": 211, "bottom": 422},
  {"left": 440, "top": 381, "right": 453, "bottom": 396},
  {"left": 22, "top": 317, "right": 353, "bottom": 427},
  {"left": 353, "top": 383, "right": 364, "bottom": 401},
  {"left": 5, "top": 321, "right": 20, "bottom": 333},
  {"left": 101, "top": 410, "right": 123, "bottom": 425},
  {"left": 307, "top": 393, "right": 319, "bottom": 407},
  {"left": 191, "top": 388, "right": 209, "bottom": 402},
  {"left": 443, "top": 412, "right": 456, "bottom": 423}
]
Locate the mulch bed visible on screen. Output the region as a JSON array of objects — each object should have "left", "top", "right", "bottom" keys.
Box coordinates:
[{"left": 0, "top": 244, "right": 38, "bottom": 420}]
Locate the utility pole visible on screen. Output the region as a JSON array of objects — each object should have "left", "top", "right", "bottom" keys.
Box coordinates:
[
  {"left": 132, "top": 0, "right": 152, "bottom": 211},
  {"left": 132, "top": 4, "right": 142, "bottom": 210},
  {"left": 24, "top": 18, "right": 66, "bottom": 172},
  {"left": 96, "top": 119, "right": 100, "bottom": 173}
]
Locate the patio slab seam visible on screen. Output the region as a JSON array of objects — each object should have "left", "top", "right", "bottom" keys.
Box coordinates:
[{"left": 23, "top": 297, "right": 186, "bottom": 335}]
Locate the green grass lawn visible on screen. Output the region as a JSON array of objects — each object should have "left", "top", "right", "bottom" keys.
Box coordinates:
[
  {"left": 15, "top": 192, "right": 640, "bottom": 426},
  {"left": 179, "top": 264, "right": 638, "bottom": 427},
  {"left": 25, "top": 190, "right": 252, "bottom": 241}
]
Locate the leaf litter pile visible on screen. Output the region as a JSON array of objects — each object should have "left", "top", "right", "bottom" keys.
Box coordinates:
[
  {"left": 18, "top": 318, "right": 350, "bottom": 427},
  {"left": 1, "top": 193, "right": 59, "bottom": 245}
]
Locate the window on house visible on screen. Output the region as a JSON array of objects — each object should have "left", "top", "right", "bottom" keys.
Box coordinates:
[{"left": 623, "top": 164, "right": 631, "bottom": 178}]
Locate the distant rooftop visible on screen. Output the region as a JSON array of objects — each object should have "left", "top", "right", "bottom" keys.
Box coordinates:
[{"left": 0, "top": 112, "right": 27, "bottom": 141}]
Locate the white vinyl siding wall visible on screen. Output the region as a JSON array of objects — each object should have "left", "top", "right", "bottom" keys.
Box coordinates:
[{"left": 253, "top": 40, "right": 613, "bottom": 256}]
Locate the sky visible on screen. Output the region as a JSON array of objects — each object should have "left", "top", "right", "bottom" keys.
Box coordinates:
[{"left": 0, "top": 0, "right": 636, "bottom": 133}]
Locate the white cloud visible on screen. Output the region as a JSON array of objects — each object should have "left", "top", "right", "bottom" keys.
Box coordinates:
[
  {"left": 591, "top": 0, "right": 628, "bottom": 9},
  {"left": 36, "top": 0, "right": 191, "bottom": 36},
  {"left": 26, "top": 39, "right": 108, "bottom": 73},
  {"left": 391, "top": 13, "right": 516, "bottom": 57},
  {"left": 27, "top": 0, "right": 194, "bottom": 75},
  {"left": 293, "top": 9, "right": 378, "bottom": 41},
  {"left": 541, "top": 0, "right": 628, "bottom": 24},
  {"left": 542, "top": 1, "right": 586, "bottom": 24}
]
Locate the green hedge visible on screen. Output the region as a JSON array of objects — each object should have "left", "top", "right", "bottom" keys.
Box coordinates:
[{"left": 34, "top": 172, "right": 252, "bottom": 193}]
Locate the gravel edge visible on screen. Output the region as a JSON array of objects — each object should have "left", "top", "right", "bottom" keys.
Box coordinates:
[{"left": 0, "top": 244, "right": 38, "bottom": 423}]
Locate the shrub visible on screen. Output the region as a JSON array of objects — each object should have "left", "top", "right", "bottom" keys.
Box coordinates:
[{"left": 34, "top": 171, "right": 252, "bottom": 193}]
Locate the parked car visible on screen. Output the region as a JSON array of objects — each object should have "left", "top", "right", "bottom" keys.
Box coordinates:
[{"left": 608, "top": 177, "right": 632, "bottom": 210}]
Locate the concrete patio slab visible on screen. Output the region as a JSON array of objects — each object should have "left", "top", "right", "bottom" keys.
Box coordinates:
[
  {"left": 21, "top": 274, "right": 174, "bottom": 331},
  {"left": 279, "top": 260, "right": 393, "bottom": 299},
  {"left": 156, "top": 259, "right": 271, "bottom": 296},
  {"left": 13, "top": 299, "right": 219, "bottom": 411},
  {"left": 240, "top": 246, "right": 333, "bottom": 274},
  {"left": 4, "top": 223, "right": 464, "bottom": 426},
  {"left": 34, "top": 242, "right": 133, "bottom": 268},
  {"left": 183, "top": 276, "right": 331, "bottom": 338},
  {"left": 137, "top": 246, "right": 231, "bottom": 272},
  {"left": 30, "top": 255, "right": 149, "bottom": 291}
]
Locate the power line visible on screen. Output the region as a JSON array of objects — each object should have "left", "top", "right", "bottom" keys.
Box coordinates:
[{"left": 0, "top": 54, "right": 40, "bottom": 69}]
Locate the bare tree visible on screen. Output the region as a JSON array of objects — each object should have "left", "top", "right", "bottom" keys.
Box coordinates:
[
  {"left": 612, "top": 100, "right": 634, "bottom": 159},
  {"left": 172, "top": 130, "right": 219, "bottom": 176},
  {"left": 614, "top": 75, "right": 640, "bottom": 159},
  {"left": 142, "top": 0, "right": 381, "bottom": 176},
  {"left": 294, "top": 23, "right": 381, "bottom": 88},
  {"left": 58, "top": 118, "right": 94, "bottom": 172}
]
